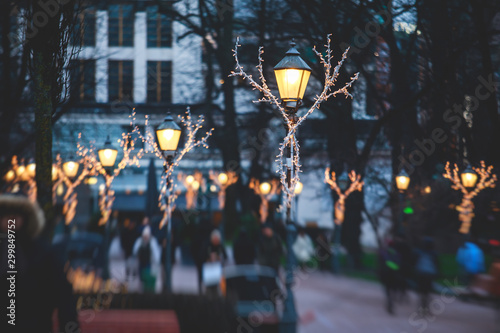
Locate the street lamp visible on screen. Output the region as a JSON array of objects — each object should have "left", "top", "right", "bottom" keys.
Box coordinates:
[
  {"left": 460, "top": 165, "right": 478, "bottom": 188},
  {"left": 155, "top": 114, "right": 181, "bottom": 292},
  {"left": 294, "top": 181, "right": 303, "bottom": 195},
  {"left": 218, "top": 172, "right": 228, "bottom": 186},
  {"left": 98, "top": 136, "right": 118, "bottom": 169},
  {"left": 274, "top": 40, "right": 312, "bottom": 111},
  {"left": 395, "top": 169, "right": 410, "bottom": 236},
  {"left": 63, "top": 157, "right": 80, "bottom": 178},
  {"left": 259, "top": 181, "right": 272, "bottom": 195},
  {"left": 273, "top": 40, "right": 312, "bottom": 333},
  {"left": 26, "top": 162, "right": 36, "bottom": 179},
  {"left": 395, "top": 169, "right": 410, "bottom": 192}
]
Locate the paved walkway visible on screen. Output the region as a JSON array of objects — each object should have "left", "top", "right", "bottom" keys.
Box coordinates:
[{"left": 108, "top": 238, "right": 496, "bottom": 332}]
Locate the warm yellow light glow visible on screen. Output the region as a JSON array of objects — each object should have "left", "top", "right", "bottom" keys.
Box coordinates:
[
  {"left": 162, "top": 129, "right": 174, "bottom": 141},
  {"left": 52, "top": 165, "right": 58, "bottom": 181},
  {"left": 294, "top": 181, "right": 303, "bottom": 195},
  {"left": 274, "top": 68, "right": 311, "bottom": 102},
  {"left": 396, "top": 174, "right": 410, "bottom": 191},
  {"left": 192, "top": 180, "right": 200, "bottom": 191},
  {"left": 259, "top": 182, "right": 271, "bottom": 195},
  {"left": 210, "top": 184, "right": 217, "bottom": 192},
  {"left": 461, "top": 171, "right": 478, "bottom": 188},
  {"left": 4, "top": 170, "right": 15, "bottom": 182},
  {"left": 85, "top": 177, "right": 98, "bottom": 185},
  {"left": 26, "top": 163, "right": 36, "bottom": 178},
  {"left": 218, "top": 172, "right": 228, "bottom": 185},
  {"left": 424, "top": 186, "right": 431, "bottom": 194},
  {"left": 98, "top": 148, "right": 118, "bottom": 168},
  {"left": 57, "top": 183, "right": 64, "bottom": 196},
  {"left": 16, "top": 165, "right": 26, "bottom": 177},
  {"left": 186, "top": 175, "right": 195, "bottom": 185},
  {"left": 63, "top": 161, "right": 80, "bottom": 178}
]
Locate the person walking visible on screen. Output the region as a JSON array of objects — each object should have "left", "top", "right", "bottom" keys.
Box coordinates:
[
  {"left": 414, "top": 237, "right": 439, "bottom": 316},
  {"left": 233, "top": 228, "right": 256, "bottom": 265},
  {"left": 257, "top": 225, "right": 284, "bottom": 274},
  {"left": 133, "top": 226, "right": 161, "bottom": 293},
  {"left": 378, "top": 240, "right": 403, "bottom": 314},
  {"left": 292, "top": 228, "right": 315, "bottom": 268}
]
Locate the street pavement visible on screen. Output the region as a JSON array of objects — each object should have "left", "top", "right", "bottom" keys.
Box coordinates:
[{"left": 108, "top": 238, "right": 496, "bottom": 332}]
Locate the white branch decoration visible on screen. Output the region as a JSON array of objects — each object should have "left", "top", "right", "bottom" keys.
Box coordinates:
[
  {"left": 443, "top": 161, "right": 497, "bottom": 234},
  {"left": 325, "top": 169, "right": 364, "bottom": 225},
  {"left": 230, "top": 34, "right": 359, "bottom": 209},
  {"left": 134, "top": 107, "right": 213, "bottom": 229}
]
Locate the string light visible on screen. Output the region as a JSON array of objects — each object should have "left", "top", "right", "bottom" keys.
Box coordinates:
[{"left": 324, "top": 168, "right": 364, "bottom": 225}]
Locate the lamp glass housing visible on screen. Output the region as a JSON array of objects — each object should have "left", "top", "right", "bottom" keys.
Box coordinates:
[
  {"left": 5, "top": 170, "right": 15, "bottom": 182},
  {"left": 63, "top": 160, "right": 80, "bottom": 178},
  {"left": 186, "top": 175, "right": 195, "bottom": 185},
  {"left": 294, "top": 181, "right": 303, "bottom": 195},
  {"left": 396, "top": 170, "right": 410, "bottom": 191},
  {"left": 218, "top": 172, "right": 228, "bottom": 185},
  {"left": 26, "top": 163, "right": 36, "bottom": 178},
  {"left": 156, "top": 115, "right": 181, "bottom": 155},
  {"left": 461, "top": 166, "right": 478, "bottom": 188},
  {"left": 98, "top": 137, "right": 118, "bottom": 168},
  {"left": 260, "top": 182, "right": 271, "bottom": 195},
  {"left": 274, "top": 42, "right": 312, "bottom": 107}
]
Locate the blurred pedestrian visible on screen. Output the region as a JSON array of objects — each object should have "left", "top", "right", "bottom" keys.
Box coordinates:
[
  {"left": 414, "top": 237, "right": 439, "bottom": 316},
  {"left": 316, "top": 232, "right": 333, "bottom": 271},
  {"left": 192, "top": 217, "right": 213, "bottom": 294},
  {"left": 133, "top": 226, "right": 161, "bottom": 293},
  {"left": 257, "top": 225, "right": 284, "bottom": 274},
  {"left": 233, "top": 228, "right": 256, "bottom": 265},
  {"left": 0, "top": 195, "right": 79, "bottom": 332},
  {"left": 378, "top": 239, "right": 403, "bottom": 314},
  {"left": 203, "top": 229, "right": 227, "bottom": 296},
  {"left": 456, "top": 241, "right": 485, "bottom": 286},
  {"left": 293, "top": 228, "right": 314, "bottom": 268},
  {"left": 120, "top": 217, "right": 139, "bottom": 280}
]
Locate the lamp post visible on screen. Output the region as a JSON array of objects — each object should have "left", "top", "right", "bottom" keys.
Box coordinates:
[
  {"left": 97, "top": 136, "right": 118, "bottom": 280},
  {"left": 273, "top": 40, "right": 311, "bottom": 333},
  {"left": 293, "top": 181, "right": 303, "bottom": 222},
  {"left": 155, "top": 114, "right": 182, "bottom": 293},
  {"left": 395, "top": 169, "right": 410, "bottom": 236}
]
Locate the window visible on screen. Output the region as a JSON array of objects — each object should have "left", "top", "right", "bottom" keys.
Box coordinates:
[
  {"left": 108, "top": 61, "right": 133, "bottom": 101},
  {"left": 69, "top": 60, "right": 96, "bottom": 102},
  {"left": 73, "top": 8, "right": 96, "bottom": 47},
  {"left": 146, "top": 6, "right": 172, "bottom": 48},
  {"left": 147, "top": 61, "right": 172, "bottom": 103},
  {"left": 108, "top": 5, "right": 134, "bottom": 47}
]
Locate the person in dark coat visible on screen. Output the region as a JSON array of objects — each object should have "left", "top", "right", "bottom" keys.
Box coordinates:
[
  {"left": 378, "top": 240, "right": 403, "bottom": 315},
  {"left": 414, "top": 237, "right": 439, "bottom": 315},
  {"left": 257, "top": 225, "right": 284, "bottom": 274},
  {"left": 0, "top": 195, "right": 79, "bottom": 333},
  {"left": 233, "top": 228, "right": 256, "bottom": 265}
]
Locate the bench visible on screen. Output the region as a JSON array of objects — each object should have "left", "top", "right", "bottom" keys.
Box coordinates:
[{"left": 53, "top": 309, "right": 180, "bottom": 333}]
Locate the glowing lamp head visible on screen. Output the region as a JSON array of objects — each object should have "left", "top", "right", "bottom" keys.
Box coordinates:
[
  {"left": 274, "top": 40, "right": 312, "bottom": 110},
  {"left": 26, "top": 163, "right": 36, "bottom": 179},
  {"left": 192, "top": 180, "right": 200, "bottom": 191},
  {"left": 395, "top": 170, "right": 410, "bottom": 191},
  {"left": 461, "top": 165, "right": 478, "bottom": 188},
  {"left": 210, "top": 184, "right": 218, "bottom": 192},
  {"left": 218, "top": 172, "right": 228, "bottom": 185},
  {"left": 63, "top": 159, "right": 80, "bottom": 178},
  {"left": 4, "top": 170, "right": 15, "bottom": 182},
  {"left": 294, "top": 181, "right": 303, "bottom": 195},
  {"left": 155, "top": 114, "right": 181, "bottom": 156},
  {"left": 259, "top": 182, "right": 272, "bottom": 195},
  {"left": 98, "top": 136, "right": 118, "bottom": 168},
  {"left": 185, "top": 175, "right": 195, "bottom": 185},
  {"left": 16, "top": 165, "right": 26, "bottom": 178},
  {"left": 424, "top": 186, "right": 431, "bottom": 194}
]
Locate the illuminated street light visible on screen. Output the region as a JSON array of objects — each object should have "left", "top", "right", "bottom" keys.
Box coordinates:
[
  {"left": 460, "top": 165, "right": 478, "bottom": 188},
  {"left": 395, "top": 170, "right": 410, "bottom": 192},
  {"left": 98, "top": 136, "right": 118, "bottom": 168}
]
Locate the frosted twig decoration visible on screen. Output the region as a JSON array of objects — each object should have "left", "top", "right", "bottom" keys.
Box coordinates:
[
  {"left": 230, "top": 35, "right": 359, "bottom": 209},
  {"left": 249, "top": 178, "right": 281, "bottom": 223},
  {"left": 134, "top": 107, "right": 213, "bottom": 228},
  {"left": 443, "top": 161, "right": 497, "bottom": 234},
  {"left": 209, "top": 170, "right": 238, "bottom": 209},
  {"left": 52, "top": 154, "right": 94, "bottom": 225},
  {"left": 325, "top": 169, "right": 364, "bottom": 225},
  {"left": 77, "top": 127, "right": 143, "bottom": 226}
]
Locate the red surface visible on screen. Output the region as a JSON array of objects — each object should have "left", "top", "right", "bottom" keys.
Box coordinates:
[{"left": 53, "top": 309, "right": 180, "bottom": 333}]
